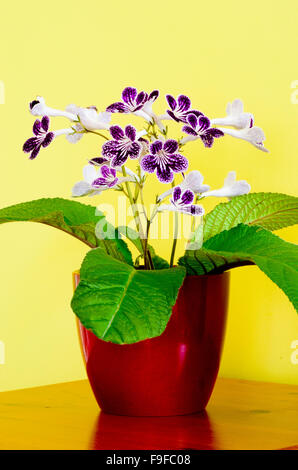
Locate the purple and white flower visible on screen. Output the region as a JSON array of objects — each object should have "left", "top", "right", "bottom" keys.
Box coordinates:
[
  {"left": 159, "top": 186, "right": 204, "bottom": 216},
  {"left": 23, "top": 116, "right": 55, "bottom": 159},
  {"left": 72, "top": 164, "right": 134, "bottom": 197},
  {"left": 181, "top": 114, "right": 224, "bottom": 147},
  {"left": 29, "top": 97, "right": 111, "bottom": 144},
  {"left": 158, "top": 171, "right": 210, "bottom": 202},
  {"left": 216, "top": 126, "right": 269, "bottom": 152},
  {"left": 102, "top": 125, "right": 146, "bottom": 168},
  {"left": 141, "top": 139, "right": 188, "bottom": 183},
  {"left": 23, "top": 116, "right": 87, "bottom": 158},
  {"left": 202, "top": 171, "right": 251, "bottom": 199},
  {"left": 211, "top": 99, "right": 254, "bottom": 129},
  {"left": 106, "top": 87, "right": 159, "bottom": 121},
  {"left": 160, "top": 94, "right": 202, "bottom": 123}
]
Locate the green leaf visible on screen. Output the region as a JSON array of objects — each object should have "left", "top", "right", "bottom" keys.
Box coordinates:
[
  {"left": 0, "top": 198, "right": 133, "bottom": 265},
  {"left": 151, "top": 254, "right": 170, "bottom": 270},
  {"left": 71, "top": 248, "right": 186, "bottom": 344},
  {"left": 117, "top": 225, "right": 169, "bottom": 269},
  {"left": 179, "top": 224, "right": 298, "bottom": 311},
  {"left": 203, "top": 192, "right": 298, "bottom": 241},
  {"left": 117, "top": 226, "right": 144, "bottom": 253}
]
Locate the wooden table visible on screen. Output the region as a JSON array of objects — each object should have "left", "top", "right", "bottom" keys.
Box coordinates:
[{"left": 0, "top": 378, "right": 297, "bottom": 450}]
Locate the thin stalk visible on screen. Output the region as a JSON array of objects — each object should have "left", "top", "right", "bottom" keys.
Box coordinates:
[
  {"left": 170, "top": 211, "right": 179, "bottom": 268},
  {"left": 122, "top": 168, "right": 152, "bottom": 269},
  {"left": 169, "top": 180, "right": 179, "bottom": 268},
  {"left": 87, "top": 130, "right": 109, "bottom": 140},
  {"left": 140, "top": 184, "right": 154, "bottom": 270}
]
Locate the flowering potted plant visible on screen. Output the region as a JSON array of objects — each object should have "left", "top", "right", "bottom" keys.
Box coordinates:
[{"left": 1, "top": 87, "right": 297, "bottom": 416}]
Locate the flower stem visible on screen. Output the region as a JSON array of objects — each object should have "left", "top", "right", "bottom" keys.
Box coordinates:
[
  {"left": 169, "top": 180, "right": 178, "bottom": 268},
  {"left": 122, "top": 167, "right": 152, "bottom": 269},
  {"left": 87, "top": 130, "right": 109, "bottom": 140},
  {"left": 170, "top": 211, "right": 179, "bottom": 268}
]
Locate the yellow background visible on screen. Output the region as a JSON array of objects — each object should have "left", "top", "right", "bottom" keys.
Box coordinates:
[{"left": 0, "top": 0, "right": 297, "bottom": 391}]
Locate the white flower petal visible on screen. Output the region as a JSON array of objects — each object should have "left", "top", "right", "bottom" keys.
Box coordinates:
[
  {"left": 158, "top": 204, "right": 178, "bottom": 213},
  {"left": 98, "top": 111, "right": 112, "bottom": 124},
  {"left": 230, "top": 99, "right": 244, "bottom": 115},
  {"left": 66, "top": 132, "right": 84, "bottom": 144},
  {"left": 157, "top": 188, "right": 173, "bottom": 202},
  {"left": 133, "top": 109, "right": 152, "bottom": 121},
  {"left": 217, "top": 126, "right": 269, "bottom": 152},
  {"left": 213, "top": 99, "right": 253, "bottom": 129},
  {"left": 72, "top": 181, "right": 92, "bottom": 197},
  {"left": 65, "top": 103, "right": 81, "bottom": 115},
  {"left": 83, "top": 164, "right": 97, "bottom": 184},
  {"left": 203, "top": 171, "right": 250, "bottom": 199},
  {"left": 136, "top": 129, "right": 147, "bottom": 140},
  {"left": 180, "top": 171, "right": 210, "bottom": 194},
  {"left": 223, "top": 171, "right": 236, "bottom": 187}
]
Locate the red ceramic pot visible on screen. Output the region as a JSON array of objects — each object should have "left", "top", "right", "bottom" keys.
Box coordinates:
[{"left": 73, "top": 271, "right": 230, "bottom": 417}]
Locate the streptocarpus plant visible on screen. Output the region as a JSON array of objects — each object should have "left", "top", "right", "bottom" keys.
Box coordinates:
[{"left": 1, "top": 87, "right": 297, "bottom": 344}]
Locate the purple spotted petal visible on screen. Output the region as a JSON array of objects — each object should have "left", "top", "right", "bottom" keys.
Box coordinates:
[
  {"left": 187, "top": 113, "right": 198, "bottom": 130},
  {"left": 29, "top": 145, "right": 42, "bottom": 160},
  {"left": 150, "top": 140, "right": 163, "bottom": 155},
  {"left": 109, "top": 168, "right": 116, "bottom": 177},
  {"left": 110, "top": 125, "right": 124, "bottom": 140},
  {"left": 41, "top": 116, "right": 50, "bottom": 132},
  {"left": 102, "top": 140, "right": 119, "bottom": 158},
  {"left": 208, "top": 128, "right": 224, "bottom": 138},
  {"left": 181, "top": 189, "right": 194, "bottom": 205},
  {"left": 106, "top": 102, "right": 126, "bottom": 113},
  {"left": 168, "top": 154, "right": 189, "bottom": 173},
  {"left": 200, "top": 133, "right": 214, "bottom": 148},
  {"left": 182, "top": 125, "right": 198, "bottom": 136},
  {"left": 111, "top": 152, "right": 129, "bottom": 168},
  {"left": 198, "top": 116, "right": 211, "bottom": 132},
  {"left": 136, "top": 91, "right": 147, "bottom": 105},
  {"left": 134, "top": 104, "right": 145, "bottom": 112},
  {"left": 100, "top": 165, "right": 111, "bottom": 178},
  {"left": 181, "top": 205, "right": 204, "bottom": 216},
  {"left": 188, "top": 109, "right": 203, "bottom": 118},
  {"left": 42, "top": 132, "right": 54, "bottom": 148},
  {"left": 108, "top": 177, "right": 118, "bottom": 187},
  {"left": 166, "top": 110, "right": 180, "bottom": 122},
  {"left": 127, "top": 141, "right": 141, "bottom": 159},
  {"left": 125, "top": 125, "right": 136, "bottom": 141},
  {"left": 164, "top": 139, "right": 179, "bottom": 155},
  {"left": 23, "top": 137, "right": 38, "bottom": 153},
  {"left": 92, "top": 177, "right": 108, "bottom": 187},
  {"left": 149, "top": 90, "right": 159, "bottom": 101},
  {"left": 173, "top": 186, "right": 182, "bottom": 202},
  {"left": 177, "top": 95, "right": 191, "bottom": 112},
  {"left": 33, "top": 120, "right": 42, "bottom": 136},
  {"left": 122, "top": 87, "right": 137, "bottom": 105},
  {"left": 29, "top": 100, "right": 40, "bottom": 110},
  {"left": 166, "top": 95, "right": 177, "bottom": 111},
  {"left": 140, "top": 154, "right": 157, "bottom": 173},
  {"left": 88, "top": 157, "right": 110, "bottom": 166},
  {"left": 156, "top": 166, "right": 174, "bottom": 184}
]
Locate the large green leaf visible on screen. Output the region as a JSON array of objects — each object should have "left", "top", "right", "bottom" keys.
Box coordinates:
[
  {"left": 71, "top": 248, "right": 186, "bottom": 344},
  {"left": 0, "top": 198, "right": 132, "bottom": 264},
  {"left": 203, "top": 192, "right": 298, "bottom": 241},
  {"left": 179, "top": 224, "right": 298, "bottom": 312}
]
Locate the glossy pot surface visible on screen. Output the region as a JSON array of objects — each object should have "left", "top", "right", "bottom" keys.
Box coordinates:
[{"left": 73, "top": 271, "right": 230, "bottom": 416}]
